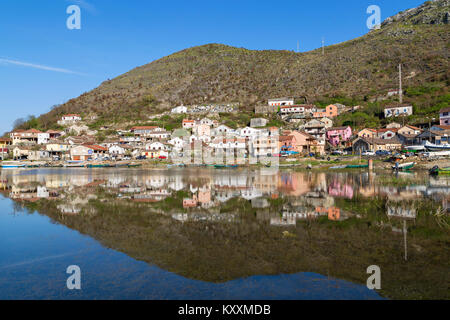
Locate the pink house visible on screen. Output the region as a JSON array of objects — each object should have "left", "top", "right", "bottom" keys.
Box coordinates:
[{"left": 326, "top": 126, "right": 352, "bottom": 147}]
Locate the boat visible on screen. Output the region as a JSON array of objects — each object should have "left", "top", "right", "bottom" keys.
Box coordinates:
[
  {"left": 86, "top": 163, "right": 114, "bottom": 168},
  {"left": 346, "top": 164, "right": 369, "bottom": 169},
  {"left": 393, "top": 162, "right": 416, "bottom": 171},
  {"left": 0, "top": 161, "right": 26, "bottom": 168},
  {"left": 425, "top": 141, "right": 450, "bottom": 151},
  {"left": 64, "top": 163, "right": 86, "bottom": 168},
  {"left": 429, "top": 166, "right": 450, "bottom": 175},
  {"left": 405, "top": 145, "right": 426, "bottom": 152},
  {"left": 214, "top": 164, "right": 238, "bottom": 169},
  {"left": 330, "top": 165, "right": 348, "bottom": 170}
]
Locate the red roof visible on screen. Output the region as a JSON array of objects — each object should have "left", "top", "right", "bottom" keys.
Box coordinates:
[{"left": 63, "top": 114, "right": 81, "bottom": 117}]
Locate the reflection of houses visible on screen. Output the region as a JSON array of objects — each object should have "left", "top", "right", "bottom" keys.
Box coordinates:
[
  {"left": 387, "top": 204, "right": 417, "bottom": 219},
  {"left": 328, "top": 180, "right": 354, "bottom": 199}
]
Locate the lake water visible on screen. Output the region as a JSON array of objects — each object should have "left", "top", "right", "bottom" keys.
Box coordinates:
[{"left": 0, "top": 168, "right": 448, "bottom": 300}]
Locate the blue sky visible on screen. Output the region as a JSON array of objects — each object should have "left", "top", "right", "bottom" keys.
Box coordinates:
[{"left": 0, "top": 0, "right": 425, "bottom": 134}]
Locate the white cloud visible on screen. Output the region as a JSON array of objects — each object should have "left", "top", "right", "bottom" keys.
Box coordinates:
[{"left": 0, "top": 58, "right": 88, "bottom": 76}]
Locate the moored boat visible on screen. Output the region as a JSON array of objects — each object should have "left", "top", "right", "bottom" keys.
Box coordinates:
[
  {"left": 346, "top": 164, "right": 369, "bottom": 169},
  {"left": 429, "top": 166, "right": 450, "bottom": 175},
  {"left": 425, "top": 141, "right": 450, "bottom": 151},
  {"left": 393, "top": 162, "right": 415, "bottom": 171},
  {"left": 0, "top": 161, "right": 26, "bottom": 168}
]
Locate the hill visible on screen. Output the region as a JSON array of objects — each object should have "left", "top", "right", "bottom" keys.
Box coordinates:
[{"left": 15, "top": 0, "right": 450, "bottom": 130}]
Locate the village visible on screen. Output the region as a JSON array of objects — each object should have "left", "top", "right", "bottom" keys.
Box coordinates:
[{"left": 1, "top": 94, "right": 450, "bottom": 170}]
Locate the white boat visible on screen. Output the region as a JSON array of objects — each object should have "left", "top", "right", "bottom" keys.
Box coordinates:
[
  {"left": 425, "top": 141, "right": 450, "bottom": 151},
  {"left": 0, "top": 161, "right": 26, "bottom": 168},
  {"left": 421, "top": 151, "right": 450, "bottom": 158},
  {"left": 392, "top": 162, "right": 416, "bottom": 170},
  {"left": 406, "top": 145, "right": 426, "bottom": 151}
]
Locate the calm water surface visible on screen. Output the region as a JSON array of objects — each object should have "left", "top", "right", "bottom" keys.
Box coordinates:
[{"left": 0, "top": 168, "right": 448, "bottom": 300}]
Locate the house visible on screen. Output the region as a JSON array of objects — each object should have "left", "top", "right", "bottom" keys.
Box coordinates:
[
  {"left": 283, "top": 130, "right": 322, "bottom": 154},
  {"left": 0, "top": 138, "right": 12, "bottom": 154},
  {"left": 318, "top": 117, "right": 333, "bottom": 128},
  {"left": 302, "top": 119, "right": 327, "bottom": 145},
  {"left": 193, "top": 124, "right": 211, "bottom": 137},
  {"left": 238, "top": 127, "right": 263, "bottom": 139},
  {"left": 46, "top": 141, "right": 70, "bottom": 160},
  {"left": 357, "top": 128, "right": 377, "bottom": 139},
  {"left": 46, "top": 130, "right": 64, "bottom": 139},
  {"left": 168, "top": 137, "right": 187, "bottom": 150},
  {"left": 10, "top": 129, "right": 49, "bottom": 145},
  {"left": 397, "top": 132, "right": 419, "bottom": 146},
  {"left": 384, "top": 104, "right": 413, "bottom": 118},
  {"left": 200, "top": 118, "right": 219, "bottom": 127},
  {"left": 377, "top": 128, "right": 398, "bottom": 140},
  {"left": 213, "top": 125, "right": 234, "bottom": 136},
  {"left": 13, "top": 146, "right": 50, "bottom": 161},
  {"left": 352, "top": 137, "right": 402, "bottom": 153},
  {"left": 439, "top": 107, "right": 450, "bottom": 126},
  {"left": 386, "top": 122, "right": 401, "bottom": 129},
  {"left": 182, "top": 119, "right": 196, "bottom": 129},
  {"left": 147, "top": 131, "right": 171, "bottom": 140},
  {"left": 171, "top": 105, "right": 188, "bottom": 114},
  {"left": 416, "top": 129, "right": 450, "bottom": 145},
  {"left": 130, "top": 126, "right": 161, "bottom": 136},
  {"left": 109, "top": 145, "right": 126, "bottom": 157},
  {"left": 313, "top": 105, "right": 339, "bottom": 119},
  {"left": 279, "top": 135, "right": 297, "bottom": 154},
  {"left": 57, "top": 114, "right": 82, "bottom": 125},
  {"left": 209, "top": 138, "right": 247, "bottom": 156},
  {"left": 250, "top": 118, "right": 268, "bottom": 128},
  {"left": 398, "top": 125, "right": 422, "bottom": 136},
  {"left": 144, "top": 142, "right": 170, "bottom": 159},
  {"left": 65, "top": 135, "right": 96, "bottom": 146},
  {"left": 280, "top": 104, "right": 316, "bottom": 115},
  {"left": 70, "top": 145, "right": 108, "bottom": 161},
  {"left": 249, "top": 136, "right": 278, "bottom": 157},
  {"left": 268, "top": 98, "right": 294, "bottom": 107},
  {"left": 326, "top": 126, "right": 352, "bottom": 147}
]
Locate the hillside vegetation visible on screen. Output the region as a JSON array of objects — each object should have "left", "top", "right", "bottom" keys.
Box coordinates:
[{"left": 15, "top": 0, "right": 450, "bottom": 130}]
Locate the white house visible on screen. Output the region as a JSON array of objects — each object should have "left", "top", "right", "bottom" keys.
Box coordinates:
[
  {"left": 168, "top": 137, "right": 187, "bottom": 150},
  {"left": 238, "top": 127, "right": 263, "bottom": 139},
  {"left": 384, "top": 105, "right": 413, "bottom": 118},
  {"left": 268, "top": 98, "right": 294, "bottom": 107},
  {"left": 171, "top": 106, "right": 188, "bottom": 114},
  {"left": 213, "top": 125, "right": 234, "bottom": 136},
  {"left": 58, "top": 114, "right": 82, "bottom": 125},
  {"left": 109, "top": 145, "right": 126, "bottom": 156}
]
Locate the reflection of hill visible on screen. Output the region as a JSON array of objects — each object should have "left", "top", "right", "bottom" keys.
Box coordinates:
[{"left": 26, "top": 198, "right": 449, "bottom": 300}]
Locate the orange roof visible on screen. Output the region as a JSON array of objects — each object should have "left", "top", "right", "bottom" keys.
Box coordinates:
[
  {"left": 131, "top": 126, "right": 157, "bottom": 130},
  {"left": 183, "top": 119, "right": 195, "bottom": 123},
  {"left": 63, "top": 114, "right": 81, "bottom": 117}
]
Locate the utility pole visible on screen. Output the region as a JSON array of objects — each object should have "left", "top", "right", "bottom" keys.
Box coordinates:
[
  {"left": 297, "top": 40, "right": 300, "bottom": 53},
  {"left": 399, "top": 64, "right": 403, "bottom": 104}
]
